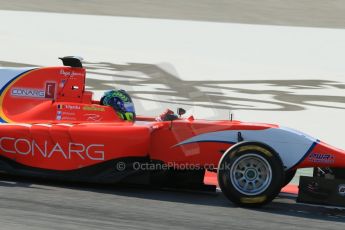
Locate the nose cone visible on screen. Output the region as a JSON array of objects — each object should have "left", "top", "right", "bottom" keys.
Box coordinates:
[{"left": 300, "top": 141, "right": 345, "bottom": 168}]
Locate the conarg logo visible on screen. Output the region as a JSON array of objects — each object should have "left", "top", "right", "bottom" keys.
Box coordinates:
[
  {"left": 11, "top": 82, "right": 56, "bottom": 99},
  {"left": 0, "top": 137, "right": 105, "bottom": 161},
  {"left": 11, "top": 88, "right": 45, "bottom": 98}
]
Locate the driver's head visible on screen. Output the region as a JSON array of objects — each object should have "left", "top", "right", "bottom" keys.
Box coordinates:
[{"left": 101, "top": 90, "right": 135, "bottom": 121}]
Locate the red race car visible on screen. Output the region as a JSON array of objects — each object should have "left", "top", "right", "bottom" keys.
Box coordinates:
[{"left": 0, "top": 57, "right": 344, "bottom": 207}]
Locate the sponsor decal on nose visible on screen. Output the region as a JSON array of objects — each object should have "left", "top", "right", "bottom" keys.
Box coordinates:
[{"left": 308, "top": 152, "right": 335, "bottom": 164}]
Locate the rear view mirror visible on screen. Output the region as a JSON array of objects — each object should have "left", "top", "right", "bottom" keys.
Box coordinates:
[{"left": 177, "top": 108, "right": 186, "bottom": 117}]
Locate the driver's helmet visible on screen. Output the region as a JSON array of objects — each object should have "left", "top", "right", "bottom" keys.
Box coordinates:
[{"left": 101, "top": 89, "right": 135, "bottom": 121}]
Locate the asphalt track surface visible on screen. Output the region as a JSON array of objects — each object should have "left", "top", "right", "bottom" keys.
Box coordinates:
[
  {"left": 0, "top": 174, "right": 345, "bottom": 230},
  {"left": 0, "top": 1, "right": 345, "bottom": 229}
]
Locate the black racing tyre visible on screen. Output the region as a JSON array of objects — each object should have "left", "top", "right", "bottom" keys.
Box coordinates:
[
  {"left": 217, "top": 142, "right": 285, "bottom": 207},
  {"left": 282, "top": 169, "right": 297, "bottom": 187}
]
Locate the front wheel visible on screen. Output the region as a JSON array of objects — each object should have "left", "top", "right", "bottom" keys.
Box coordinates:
[
  {"left": 282, "top": 169, "right": 297, "bottom": 187},
  {"left": 217, "top": 142, "right": 285, "bottom": 207}
]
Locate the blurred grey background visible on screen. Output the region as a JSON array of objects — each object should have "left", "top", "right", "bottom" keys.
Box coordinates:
[{"left": 1, "top": 0, "right": 345, "bottom": 28}]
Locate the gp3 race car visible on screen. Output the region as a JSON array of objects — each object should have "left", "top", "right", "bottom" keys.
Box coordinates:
[{"left": 0, "top": 56, "right": 344, "bottom": 207}]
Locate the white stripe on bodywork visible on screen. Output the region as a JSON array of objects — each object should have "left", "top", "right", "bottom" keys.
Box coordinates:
[
  {"left": 55, "top": 123, "right": 74, "bottom": 127},
  {"left": 34, "top": 124, "right": 52, "bottom": 127},
  {"left": 175, "top": 127, "right": 317, "bottom": 170},
  {"left": 0, "top": 67, "right": 36, "bottom": 89},
  {"left": 0, "top": 123, "right": 32, "bottom": 127}
]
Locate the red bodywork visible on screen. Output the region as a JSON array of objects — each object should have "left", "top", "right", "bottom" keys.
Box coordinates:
[{"left": 0, "top": 65, "right": 344, "bottom": 176}]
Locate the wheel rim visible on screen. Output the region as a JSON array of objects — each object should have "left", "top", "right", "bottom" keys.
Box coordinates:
[{"left": 230, "top": 153, "right": 272, "bottom": 196}]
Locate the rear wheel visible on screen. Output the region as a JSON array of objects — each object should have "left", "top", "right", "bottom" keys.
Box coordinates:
[{"left": 218, "top": 142, "right": 285, "bottom": 207}]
